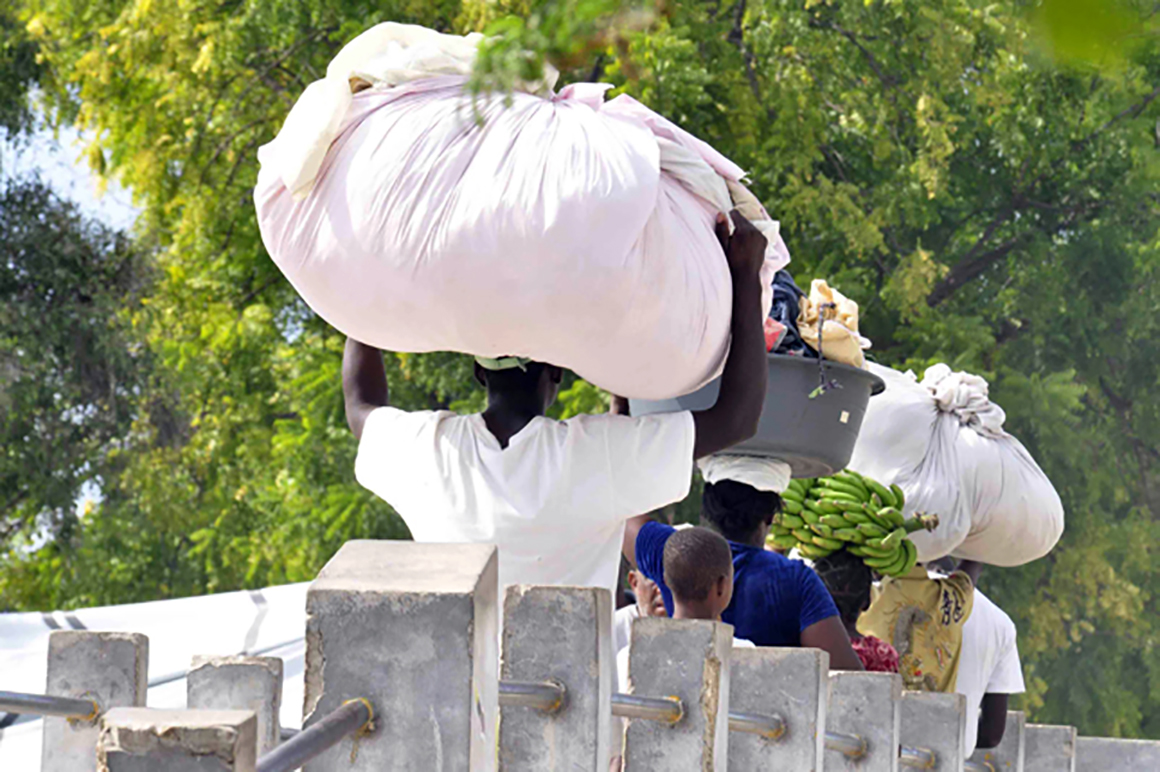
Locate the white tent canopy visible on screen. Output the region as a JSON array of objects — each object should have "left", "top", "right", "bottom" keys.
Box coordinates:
[{"left": 0, "top": 583, "right": 309, "bottom": 770}]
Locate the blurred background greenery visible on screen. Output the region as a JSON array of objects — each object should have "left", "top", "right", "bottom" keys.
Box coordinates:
[{"left": 1, "top": 0, "right": 1158, "bottom": 736}]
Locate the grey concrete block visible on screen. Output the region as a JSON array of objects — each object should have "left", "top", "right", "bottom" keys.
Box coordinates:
[
  {"left": 42, "top": 631, "right": 149, "bottom": 772},
  {"left": 827, "top": 672, "right": 902, "bottom": 772},
  {"left": 499, "top": 585, "right": 613, "bottom": 772},
  {"left": 303, "top": 540, "right": 499, "bottom": 772},
  {"left": 1024, "top": 724, "right": 1076, "bottom": 772},
  {"left": 969, "top": 711, "right": 1025, "bottom": 772},
  {"left": 188, "top": 656, "right": 283, "bottom": 756},
  {"left": 623, "top": 617, "right": 732, "bottom": 772},
  {"left": 901, "top": 691, "right": 968, "bottom": 772},
  {"left": 97, "top": 708, "right": 256, "bottom": 772},
  {"left": 728, "top": 647, "right": 828, "bottom": 772},
  {"left": 1075, "top": 736, "right": 1160, "bottom": 771}
]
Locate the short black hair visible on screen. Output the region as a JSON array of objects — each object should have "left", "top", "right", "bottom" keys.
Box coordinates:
[
  {"left": 663, "top": 526, "right": 733, "bottom": 603},
  {"left": 479, "top": 361, "right": 546, "bottom": 394},
  {"left": 701, "top": 480, "right": 781, "bottom": 542},
  {"left": 813, "top": 550, "right": 873, "bottom": 626}
]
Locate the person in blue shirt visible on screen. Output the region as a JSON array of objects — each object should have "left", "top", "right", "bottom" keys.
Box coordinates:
[{"left": 624, "top": 478, "right": 864, "bottom": 670}]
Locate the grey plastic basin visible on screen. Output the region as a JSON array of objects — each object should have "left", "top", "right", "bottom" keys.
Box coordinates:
[{"left": 629, "top": 353, "right": 886, "bottom": 478}]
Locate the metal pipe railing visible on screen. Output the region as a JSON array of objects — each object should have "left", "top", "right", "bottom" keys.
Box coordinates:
[
  {"left": 256, "top": 698, "right": 373, "bottom": 772},
  {"left": 501, "top": 680, "right": 783, "bottom": 739},
  {"left": 728, "top": 709, "right": 786, "bottom": 740},
  {"left": 611, "top": 693, "right": 684, "bottom": 724},
  {"left": 498, "top": 680, "right": 566, "bottom": 713},
  {"left": 824, "top": 730, "right": 868, "bottom": 759},
  {"left": 965, "top": 760, "right": 995, "bottom": 772},
  {"left": 899, "top": 744, "right": 936, "bottom": 768},
  {"left": 0, "top": 691, "right": 99, "bottom": 721}
]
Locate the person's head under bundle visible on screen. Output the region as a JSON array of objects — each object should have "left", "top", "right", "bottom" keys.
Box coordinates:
[
  {"left": 473, "top": 356, "right": 564, "bottom": 447},
  {"left": 700, "top": 479, "right": 782, "bottom": 547},
  {"left": 473, "top": 356, "right": 562, "bottom": 411},
  {"left": 812, "top": 549, "right": 874, "bottom": 639},
  {"left": 663, "top": 526, "right": 735, "bottom": 621}
]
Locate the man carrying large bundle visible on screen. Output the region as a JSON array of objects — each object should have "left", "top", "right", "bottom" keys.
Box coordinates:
[{"left": 343, "top": 212, "right": 769, "bottom": 599}]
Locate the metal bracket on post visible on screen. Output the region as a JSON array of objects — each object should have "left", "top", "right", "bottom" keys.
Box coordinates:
[
  {"left": 256, "top": 698, "right": 373, "bottom": 772},
  {"left": 0, "top": 691, "right": 100, "bottom": 723},
  {"left": 899, "top": 745, "right": 936, "bottom": 768},
  {"left": 501, "top": 680, "right": 786, "bottom": 742},
  {"left": 825, "top": 730, "right": 869, "bottom": 759},
  {"left": 498, "top": 680, "right": 567, "bottom": 713},
  {"left": 611, "top": 693, "right": 685, "bottom": 724},
  {"left": 729, "top": 710, "right": 787, "bottom": 740}
]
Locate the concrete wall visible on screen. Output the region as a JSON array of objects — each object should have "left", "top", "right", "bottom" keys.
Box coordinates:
[
  {"left": 729, "top": 647, "right": 827, "bottom": 771},
  {"left": 1025, "top": 724, "right": 1076, "bottom": 772},
  {"left": 303, "top": 540, "right": 498, "bottom": 772},
  {"left": 499, "top": 585, "right": 613, "bottom": 771},
  {"left": 42, "top": 631, "right": 148, "bottom": 772},
  {"left": 1075, "top": 736, "right": 1160, "bottom": 770},
  {"left": 622, "top": 618, "right": 733, "bottom": 771},
  {"left": 827, "top": 672, "right": 901, "bottom": 772},
  {"left": 969, "top": 711, "right": 1025, "bottom": 772},
  {"left": 187, "top": 655, "right": 282, "bottom": 756},
  {"left": 97, "top": 707, "right": 256, "bottom": 772}
]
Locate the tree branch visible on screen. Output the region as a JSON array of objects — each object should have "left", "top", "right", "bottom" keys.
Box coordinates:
[
  {"left": 927, "top": 234, "right": 1030, "bottom": 306},
  {"left": 811, "top": 19, "right": 897, "bottom": 89},
  {"left": 727, "top": 0, "right": 776, "bottom": 122}
]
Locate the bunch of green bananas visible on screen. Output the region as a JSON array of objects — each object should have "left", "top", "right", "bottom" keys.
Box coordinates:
[{"left": 767, "top": 470, "right": 939, "bottom": 577}]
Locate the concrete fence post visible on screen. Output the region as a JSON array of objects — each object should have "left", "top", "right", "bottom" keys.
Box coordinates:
[
  {"left": 969, "top": 711, "right": 1025, "bottom": 772},
  {"left": 499, "top": 585, "right": 614, "bottom": 771},
  {"left": 1075, "top": 737, "right": 1160, "bottom": 770},
  {"left": 1024, "top": 724, "right": 1076, "bottom": 772},
  {"left": 188, "top": 656, "right": 283, "bottom": 756},
  {"left": 622, "top": 617, "right": 733, "bottom": 771},
  {"left": 41, "top": 631, "right": 149, "bottom": 772},
  {"left": 97, "top": 707, "right": 256, "bottom": 771},
  {"left": 827, "top": 672, "right": 902, "bottom": 772},
  {"left": 302, "top": 540, "right": 499, "bottom": 772},
  {"left": 729, "top": 647, "right": 828, "bottom": 771},
  {"left": 900, "top": 691, "right": 968, "bottom": 771}
]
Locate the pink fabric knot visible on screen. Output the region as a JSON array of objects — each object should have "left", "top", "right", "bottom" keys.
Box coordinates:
[{"left": 554, "top": 82, "right": 614, "bottom": 110}]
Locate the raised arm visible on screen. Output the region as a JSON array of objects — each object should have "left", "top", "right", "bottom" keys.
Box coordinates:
[
  {"left": 976, "top": 693, "right": 1009, "bottom": 748},
  {"left": 692, "top": 211, "right": 768, "bottom": 460},
  {"left": 958, "top": 559, "right": 984, "bottom": 587},
  {"left": 800, "top": 616, "right": 865, "bottom": 671},
  {"left": 343, "top": 337, "right": 389, "bottom": 440}
]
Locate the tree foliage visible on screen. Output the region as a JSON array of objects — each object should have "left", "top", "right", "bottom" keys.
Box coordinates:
[
  {"left": 0, "top": 178, "right": 150, "bottom": 590},
  {"left": 2, "top": 0, "right": 1159, "bottom": 737}
]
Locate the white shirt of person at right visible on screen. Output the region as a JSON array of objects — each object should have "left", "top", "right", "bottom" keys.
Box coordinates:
[
  {"left": 955, "top": 588, "right": 1025, "bottom": 755},
  {"left": 613, "top": 604, "right": 642, "bottom": 655},
  {"left": 616, "top": 635, "right": 754, "bottom": 694}
]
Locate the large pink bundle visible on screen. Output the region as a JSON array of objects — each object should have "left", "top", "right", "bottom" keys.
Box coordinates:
[{"left": 254, "top": 25, "right": 784, "bottom": 399}]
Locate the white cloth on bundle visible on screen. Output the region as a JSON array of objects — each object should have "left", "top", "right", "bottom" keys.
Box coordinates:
[
  {"left": 698, "top": 455, "right": 792, "bottom": 493},
  {"left": 847, "top": 363, "right": 1064, "bottom": 566},
  {"left": 255, "top": 23, "right": 791, "bottom": 399}
]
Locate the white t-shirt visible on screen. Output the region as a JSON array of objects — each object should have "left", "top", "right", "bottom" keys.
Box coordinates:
[
  {"left": 955, "top": 589, "right": 1025, "bottom": 755},
  {"left": 614, "top": 604, "right": 642, "bottom": 654},
  {"left": 355, "top": 408, "right": 695, "bottom": 598},
  {"left": 617, "top": 636, "right": 754, "bottom": 693}
]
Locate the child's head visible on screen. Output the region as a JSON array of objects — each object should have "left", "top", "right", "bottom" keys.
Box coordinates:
[
  {"left": 662, "top": 526, "right": 735, "bottom": 620},
  {"left": 813, "top": 550, "right": 873, "bottom": 630},
  {"left": 627, "top": 569, "right": 666, "bottom": 617}
]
